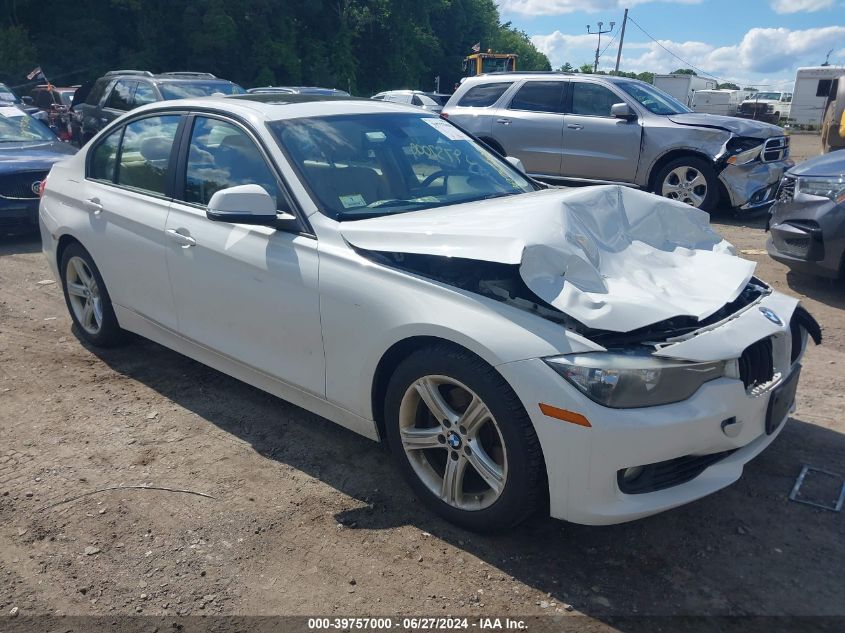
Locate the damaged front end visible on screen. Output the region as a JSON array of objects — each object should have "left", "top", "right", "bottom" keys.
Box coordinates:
[
  {"left": 343, "top": 185, "right": 821, "bottom": 389},
  {"left": 716, "top": 135, "right": 792, "bottom": 211}
]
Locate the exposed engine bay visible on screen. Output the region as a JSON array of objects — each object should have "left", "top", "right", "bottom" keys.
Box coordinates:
[{"left": 356, "top": 248, "right": 780, "bottom": 349}]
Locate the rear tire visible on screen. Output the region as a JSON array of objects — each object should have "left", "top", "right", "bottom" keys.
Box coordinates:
[
  {"left": 653, "top": 156, "right": 719, "bottom": 212},
  {"left": 59, "top": 242, "right": 126, "bottom": 347},
  {"left": 384, "top": 344, "right": 545, "bottom": 532}
]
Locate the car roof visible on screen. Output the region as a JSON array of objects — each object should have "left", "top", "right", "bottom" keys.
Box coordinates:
[
  {"left": 127, "top": 93, "right": 429, "bottom": 121},
  {"left": 464, "top": 71, "right": 643, "bottom": 86},
  {"left": 100, "top": 71, "right": 237, "bottom": 83}
]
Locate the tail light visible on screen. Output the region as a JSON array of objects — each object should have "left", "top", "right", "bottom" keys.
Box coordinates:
[
  {"left": 39, "top": 177, "right": 48, "bottom": 198},
  {"left": 440, "top": 112, "right": 449, "bottom": 119}
]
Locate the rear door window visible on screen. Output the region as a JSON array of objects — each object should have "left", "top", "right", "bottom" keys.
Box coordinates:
[
  {"left": 457, "top": 82, "right": 513, "bottom": 107},
  {"left": 509, "top": 81, "right": 565, "bottom": 113},
  {"left": 115, "top": 115, "right": 181, "bottom": 195},
  {"left": 86, "top": 79, "right": 111, "bottom": 106}
]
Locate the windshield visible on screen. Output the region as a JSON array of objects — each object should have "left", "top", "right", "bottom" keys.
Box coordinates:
[
  {"left": 0, "top": 86, "right": 19, "bottom": 103},
  {"left": 269, "top": 113, "right": 535, "bottom": 220},
  {"left": 0, "top": 108, "right": 56, "bottom": 142},
  {"left": 159, "top": 81, "right": 246, "bottom": 99},
  {"left": 425, "top": 94, "right": 450, "bottom": 106},
  {"left": 752, "top": 92, "right": 781, "bottom": 100},
  {"left": 616, "top": 81, "right": 691, "bottom": 115}
]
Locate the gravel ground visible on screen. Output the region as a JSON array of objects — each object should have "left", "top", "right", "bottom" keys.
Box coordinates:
[{"left": 0, "top": 133, "right": 842, "bottom": 631}]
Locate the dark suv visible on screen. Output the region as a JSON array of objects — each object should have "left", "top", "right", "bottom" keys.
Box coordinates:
[{"left": 75, "top": 71, "right": 245, "bottom": 145}]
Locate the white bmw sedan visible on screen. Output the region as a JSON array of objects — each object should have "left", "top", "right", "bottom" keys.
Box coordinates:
[{"left": 39, "top": 95, "right": 820, "bottom": 530}]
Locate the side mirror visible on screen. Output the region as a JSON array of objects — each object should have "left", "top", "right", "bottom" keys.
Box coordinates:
[
  {"left": 206, "top": 184, "right": 296, "bottom": 228},
  {"left": 611, "top": 102, "right": 636, "bottom": 120},
  {"left": 21, "top": 96, "right": 34, "bottom": 105},
  {"left": 505, "top": 156, "right": 526, "bottom": 173}
]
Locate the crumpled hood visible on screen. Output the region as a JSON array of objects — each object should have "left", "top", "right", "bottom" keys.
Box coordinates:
[
  {"left": 667, "top": 113, "right": 783, "bottom": 137},
  {"left": 341, "top": 185, "right": 756, "bottom": 333},
  {"left": 0, "top": 142, "right": 76, "bottom": 174}
]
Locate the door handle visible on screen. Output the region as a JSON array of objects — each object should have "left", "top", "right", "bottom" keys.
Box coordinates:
[
  {"left": 165, "top": 228, "right": 196, "bottom": 248},
  {"left": 84, "top": 198, "right": 103, "bottom": 214},
  {"left": 567, "top": 124, "right": 584, "bottom": 130},
  {"left": 495, "top": 118, "right": 511, "bottom": 125}
]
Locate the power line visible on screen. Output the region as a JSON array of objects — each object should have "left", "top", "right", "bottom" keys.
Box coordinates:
[
  {"left": 599, "top": 26, "right": 619, "bottom": 59},
  {"left": 626, "top": 14, "right": 720, "bottom": 81},
  {"left": 615, "top": 13, "right": 795, "bottom": 88}
]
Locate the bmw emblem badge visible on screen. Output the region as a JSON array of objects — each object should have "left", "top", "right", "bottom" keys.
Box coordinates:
[{"left": 759, "top": 307, "right": 782, "bottom": 326}]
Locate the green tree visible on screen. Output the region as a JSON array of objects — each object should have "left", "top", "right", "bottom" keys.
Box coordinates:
[
  {"left": 0, "top": 25, "right": 37, "bottom": 85},
  {"left": 579, "top": 63, "right": 594, "bottom": 73},
  {"left": 559, "top": 62, "right": 575, "bottom": 72},
  {"left": 671, "top": 68, "right": 697, "bottom": 75},
  {"left": 494, "top": 23, "right": 550, "bottom": 72},
  {"left": 717, "top": 82, "right": 740, "bottom": 90},
  {"left": 1, "top": 0, "right": 552, "bottom": 96}
]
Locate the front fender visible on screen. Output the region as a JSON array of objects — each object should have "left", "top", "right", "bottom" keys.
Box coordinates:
[{"left": 317, "top": 242, "right": 602, "bottom": 420}]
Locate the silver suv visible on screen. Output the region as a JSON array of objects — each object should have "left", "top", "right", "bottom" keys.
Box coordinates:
[{"left": 443, "top": 73, "right": 792, "bottom": 212}]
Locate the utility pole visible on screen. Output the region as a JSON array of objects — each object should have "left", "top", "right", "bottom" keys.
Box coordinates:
[
  {"left": 587, "top": 20, "right": 615, "bottom": 73},
  {"left": 614, "top": 9, "right": 628, "bottom": 74}
]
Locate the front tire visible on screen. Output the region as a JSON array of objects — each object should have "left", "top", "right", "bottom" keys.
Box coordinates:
[
  {"left": 60, "top": 242, "right": 126, "bottom": 347},
  {"left": 384, "top": 344, "right": 545, "bottom": 532},
  {"left": 653, "top": 156, "right": 719, "bottom": 212}
]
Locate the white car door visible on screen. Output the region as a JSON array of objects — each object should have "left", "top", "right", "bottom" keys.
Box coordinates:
[
  {"left": 164, "top": 114, "right": 325, "bottom": 394},
  {"left": 81, "top": 113, "right": 183, "bottom": 330}
]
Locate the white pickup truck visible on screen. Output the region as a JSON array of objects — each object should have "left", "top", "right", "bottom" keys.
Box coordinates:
[{"left": 737, "top": 91, "right": 792, "bottom": 124}]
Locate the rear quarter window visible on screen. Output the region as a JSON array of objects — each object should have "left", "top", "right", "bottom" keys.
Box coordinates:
[
  {"left": 86, "top": 79, "right": 111, "bottom": 106},
  {"left": 457, "top": 82, "right": 513, "bottom": 107}
]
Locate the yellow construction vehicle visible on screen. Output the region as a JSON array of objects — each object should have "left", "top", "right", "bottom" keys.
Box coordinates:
[{"left": 463, "top": 51, "right": 518, "bottom": 77}]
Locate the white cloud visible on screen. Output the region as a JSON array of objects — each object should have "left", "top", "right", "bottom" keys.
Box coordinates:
[
  {"left": 498, "top": 0, "right": 702, "bottom": 17},
  {"left": 531, "top": 25, "right": 845, "bottom": 86},
  {"left": 770, "top": 0, "right": 834, "bottom": 14}
]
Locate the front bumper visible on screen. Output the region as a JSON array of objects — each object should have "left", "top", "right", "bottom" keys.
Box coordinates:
[
  {"left": 719, "top": 159, "right": 792, "bottom": 211},
  {"left": 767, "top": 196, "right": 845, "bottom": 279},
  {"left": 0, "top": 198, "right": 39, "bottom": 227},
  {"left": 497, "top": 293, "right": 808, "bottom": 525}
]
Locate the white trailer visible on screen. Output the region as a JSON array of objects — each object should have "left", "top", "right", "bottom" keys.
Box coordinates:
[
  {"left": 790, "top": 66, "right": 845, "bottom": 127},
  {"left": 692, "top": 89, "right": 742, "bottom": 116},
  {"left": 653, "top": 74, "right": 718, "bottom": 107}
]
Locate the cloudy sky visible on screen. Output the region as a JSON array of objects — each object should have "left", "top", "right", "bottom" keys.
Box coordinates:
[{"left": 497, "top": 0, "right": 845, "bottom": 88}]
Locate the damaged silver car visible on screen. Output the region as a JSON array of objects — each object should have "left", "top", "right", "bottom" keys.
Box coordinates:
[{"left": 443, "top": 73, "right": 792, "bottom": 213}]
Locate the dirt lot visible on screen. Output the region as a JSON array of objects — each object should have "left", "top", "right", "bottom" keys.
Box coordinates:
[{"left": 1, "top": 133, "right": 843, "bottom": 631}]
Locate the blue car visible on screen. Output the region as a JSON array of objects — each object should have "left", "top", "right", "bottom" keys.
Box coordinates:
[{"left": 0, "top": 105, "right": 75, "bottom": 229}]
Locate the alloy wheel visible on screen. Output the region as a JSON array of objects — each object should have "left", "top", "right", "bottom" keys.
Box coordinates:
[
  {"left": 398, "top": 375, "right": 508, "bottom": 510},
  {"left": 661, "top": 165, "right": 708, "bottom": 208},
  {"left": 65, "top": 256, "right": 103, "bottom": 335}
]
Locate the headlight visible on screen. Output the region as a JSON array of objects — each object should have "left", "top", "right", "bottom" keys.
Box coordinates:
[
  {"left": 725, "top": 137, "right": 763, "bottom": 165},
  {"left": 797, "top": 176, "right": 845, "bottom": 203},
  {"left": 545, "top": 353, "right": 736, "bottom": 408},
  {"left": 766, "top": 104, "right": 775, "bottom": 113}
]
